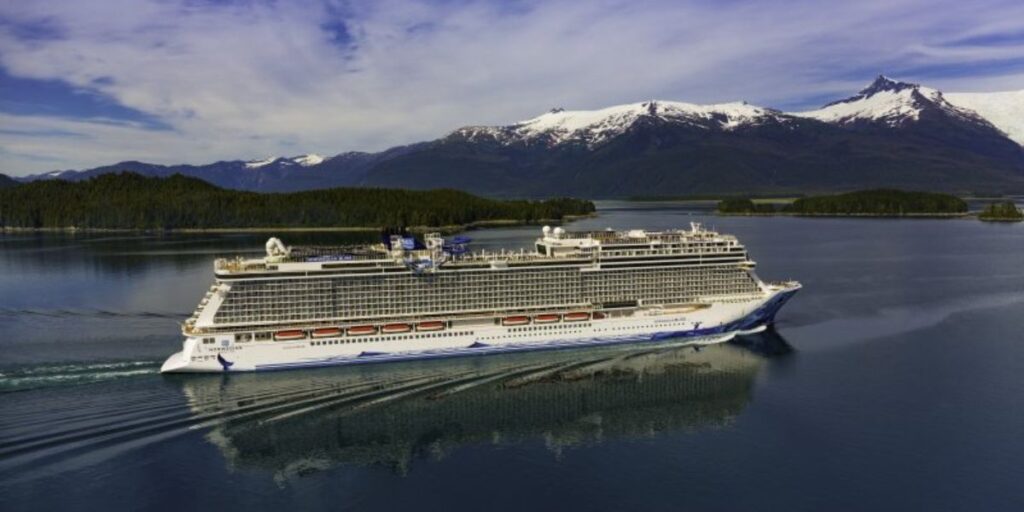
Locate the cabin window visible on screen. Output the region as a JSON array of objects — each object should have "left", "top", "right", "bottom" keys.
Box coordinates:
[{"left": 203, "top": 337, "right": 214, "bottom": 344}]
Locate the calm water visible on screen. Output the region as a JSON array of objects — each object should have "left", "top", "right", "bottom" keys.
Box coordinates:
[{"left": 2, "top": 202, "right": 1023, "bottom": 511}]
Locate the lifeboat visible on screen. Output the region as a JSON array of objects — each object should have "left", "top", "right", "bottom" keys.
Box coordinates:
[
  {"left": 311, "top": 327, "right": 342, "bottom": 338},
  {"left": 502, "top": 316, "right": 530, "bottom": 326},
  {"left": 381, "top": 323, "right": 412, "bottom": 334},
  {"left": 534, "top": 314, "right": 560, "bottom": 323},
  {"left": 274, "top": 329, "right": 306, "bottom": 341},
  {"left": 347, "top": 325, "right": 377, "bottom": 336},
  {"left": 416, "top": 321, "right": 445, "bottom": 332},
  {"left": 564, "top": 312, "right": 590, "bottom": 322},
  {"left": 592, "top": 312, "right": 606, "bottom": 320}
]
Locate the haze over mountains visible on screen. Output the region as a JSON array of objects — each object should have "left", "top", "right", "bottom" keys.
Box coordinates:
[{"left": 11, "top": 76, "right": 1024, "bottom": 197}]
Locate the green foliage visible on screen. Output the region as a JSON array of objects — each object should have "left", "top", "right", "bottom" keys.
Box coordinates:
[
  {"left": 978, "top": 201, "right": 1023, "bottom": 221},
  {"left": 717, "top": 198, "right": 778, "bottom": 214},
  {"left": 783, "top": 189, "right": 967, "bottom": 215},
  {"left": 0, "top": 173, "right": 595, "bottom": 229}
]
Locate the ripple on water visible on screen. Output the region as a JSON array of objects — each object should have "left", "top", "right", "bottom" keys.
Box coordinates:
[{"left": 0, "top": 360, "right": 162, "bottom": 393}]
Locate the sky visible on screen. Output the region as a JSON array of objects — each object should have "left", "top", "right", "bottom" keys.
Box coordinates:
[{"left": 2, "top": 0, "right": 1024, "bottom": 175}]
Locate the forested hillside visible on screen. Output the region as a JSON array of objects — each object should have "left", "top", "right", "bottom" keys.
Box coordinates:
[{"left": 0, "top": 173, "right": 594, "bottom": 229}]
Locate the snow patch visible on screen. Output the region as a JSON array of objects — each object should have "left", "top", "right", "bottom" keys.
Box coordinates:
[
  {"left": 456, "top": 100, "right": 782, "bottom": 147},
  {"left": 245, "top": 157, "right": 279, "bottom": 169},
  {"left": 291, "top": 154, "right": 325, "bottom": 166}
]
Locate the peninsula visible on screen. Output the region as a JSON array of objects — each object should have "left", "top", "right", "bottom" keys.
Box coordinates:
[{"left": 0, "top": 173, "right": 595, "bottom": 231}]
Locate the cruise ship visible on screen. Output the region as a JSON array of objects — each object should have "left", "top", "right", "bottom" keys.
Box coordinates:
[{"left": 160, "top": 224, "right": 800, "bottom": 373}]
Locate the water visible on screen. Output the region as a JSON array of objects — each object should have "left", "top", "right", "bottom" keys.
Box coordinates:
[{"left": 2, "top": 202, "right": 1023, "bottom": 511}]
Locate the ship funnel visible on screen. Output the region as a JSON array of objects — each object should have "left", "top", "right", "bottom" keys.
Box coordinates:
[{"left": 265, "top": 237, "right": 291, "bottom": 260}]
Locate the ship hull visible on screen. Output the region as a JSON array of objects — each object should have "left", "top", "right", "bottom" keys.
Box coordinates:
[{"left": 160, "top": 285, "right": 799, "bottom": 373}]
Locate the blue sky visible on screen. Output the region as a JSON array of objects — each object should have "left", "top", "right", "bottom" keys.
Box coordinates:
[{"left": 2, "top": 0, "right": 1023, "bottom": 175}]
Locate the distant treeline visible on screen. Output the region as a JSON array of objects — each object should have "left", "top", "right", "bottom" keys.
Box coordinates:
[
  {"left": 718, "top": 190, "right": 968, "bottom": 216},
  {"left": 0, "top": 173, "right": 596, "bottom": 229},
  {"left": 978, "top": 201, "right": 1023, "bottom": 221},
  {"left": 717, "top": 198, "right": 780, "bottom": 214},
  {"left": 630, "top": 193, "right": 805, "bottom": 201}
]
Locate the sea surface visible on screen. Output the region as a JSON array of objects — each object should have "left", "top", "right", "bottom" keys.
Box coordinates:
[{"left": 2, "top": 201, "right": 1023, "bottom": 511}]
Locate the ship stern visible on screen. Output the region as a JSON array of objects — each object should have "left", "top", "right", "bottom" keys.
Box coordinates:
[{"left": 160, "top": 337, "right": 199, "bottom": 373}]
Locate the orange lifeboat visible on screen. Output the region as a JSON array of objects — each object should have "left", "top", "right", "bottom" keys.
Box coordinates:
[
  {"left": 564, "top": 312, "right": 590, "bottom": 322},
  {"left": 274, "top": 329, "right": 306, "bottom": 341},
  {"left": 502, "top": 316, "right": 530, "bottom": 326},
  {"left": 311, "top": 327, "right": 342, "bottom": 338},
  {"left": 534, "top": 314, "right": 560, "bottom": 323},
  {"left": 347, "top": 325, "right": 377, "bottom": 336},
  {"left": 416, "top": 321, "right": 445, "bottom": 332},
  {"left": 381, "top": 323, "right": 412, "bottom": 334}
]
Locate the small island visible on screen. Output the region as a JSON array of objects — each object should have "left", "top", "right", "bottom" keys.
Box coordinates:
[
  {"left": 978, "top": 201, "right": 1024, "bottom": 222},
  {"left": 0, "top": 172, "right": 595, "bottom": 231},
  {"left": 717, "top": 189, "right": 968, "bottom": 217}
]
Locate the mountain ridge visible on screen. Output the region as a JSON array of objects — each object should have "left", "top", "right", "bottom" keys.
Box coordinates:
[{"left": 11, "top": 77, "right": 1024, "bottom": 197}]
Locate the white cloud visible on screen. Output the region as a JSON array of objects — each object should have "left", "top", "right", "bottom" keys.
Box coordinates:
[{"left": 1, "top": 0, "right": 1023, "bottom": 175}]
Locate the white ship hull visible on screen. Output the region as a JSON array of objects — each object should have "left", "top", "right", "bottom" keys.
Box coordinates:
[{"left": 160, "top": 285, "right": 799, "bottom": 373}]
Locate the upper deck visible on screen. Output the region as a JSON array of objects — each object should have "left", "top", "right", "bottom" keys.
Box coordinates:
[{"left": 213, "top": 223, "right": 751, "bottom": 278}]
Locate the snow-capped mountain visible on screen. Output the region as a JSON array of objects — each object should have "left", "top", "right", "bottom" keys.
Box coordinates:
[
  {"left": 452, "top": 100, "right": 793, "bottom": 147},
  {"left": 365, "top": 77, "right": 1022, "bottom": 196},
  {"left": 448, "top": 77, "right": 1022, "bottom": 152},
  {"left": 946, "top": 90, "right": 1024, "bottom": 145},
  {"left": 793, "top": 75, "right": 987, "bottom": 127}
]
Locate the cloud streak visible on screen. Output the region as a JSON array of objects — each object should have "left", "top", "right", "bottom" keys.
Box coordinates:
[{"left": 1, "top": 0, "right": 1023, "bottom": 174}]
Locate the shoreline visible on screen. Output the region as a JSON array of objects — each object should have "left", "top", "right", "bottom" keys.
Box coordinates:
[
  {"left": 0, "top": 214, "right": 598, "bottom": 235},
  {"left": 716, "top": 212, "right": 972, "bottom": 219}
]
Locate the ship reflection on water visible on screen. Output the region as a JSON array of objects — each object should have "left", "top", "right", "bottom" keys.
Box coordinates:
[{"left": 175, "top": 332, "right": 791, "bottom": 481}]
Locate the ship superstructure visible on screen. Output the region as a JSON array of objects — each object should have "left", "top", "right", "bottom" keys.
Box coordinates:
[{"left": 161, "top": 224, "right": 800, "bottom": 372}]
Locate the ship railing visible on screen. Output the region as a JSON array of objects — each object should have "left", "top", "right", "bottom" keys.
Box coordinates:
[
  {"left": 458, "top": 250, "right": 548, "bottom": 262},
  {"left": 286, "top": 245, "right": 388, "bottom": 262},
  {"left": 551, "top": 229, "right": 730, "bottom": 242}
]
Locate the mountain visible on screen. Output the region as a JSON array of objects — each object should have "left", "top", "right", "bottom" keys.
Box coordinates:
[
  {"left": 22, "top": 146, "right": 424, "bottom": 193},
  {"left": 0, "top": 173, "right": 18, "bottom": 188},
  {"left": 12, "top": 76, "right": 1024, "bottom": 197},
  {"left": 786, "top": 75, "right": 1023, "bottom": 179}
]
